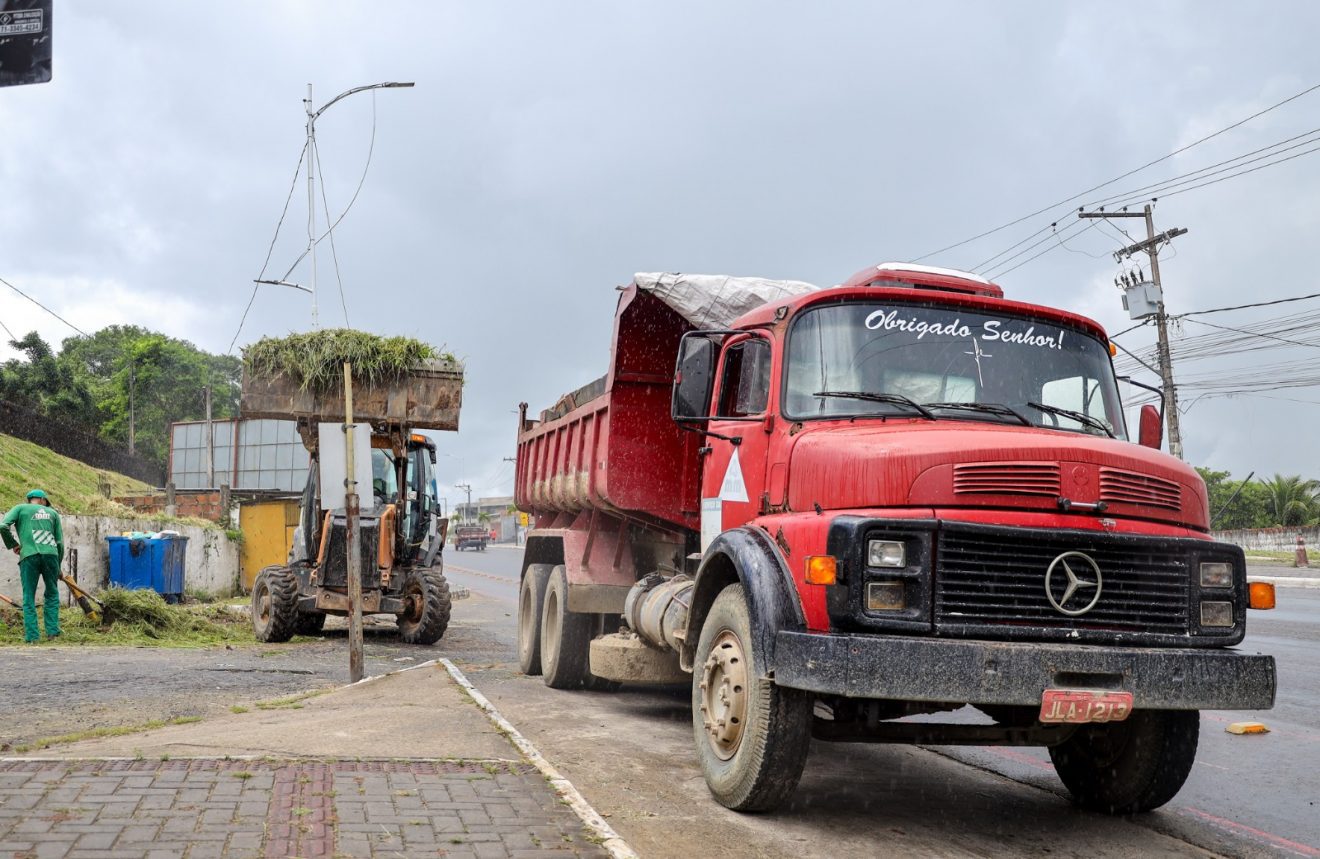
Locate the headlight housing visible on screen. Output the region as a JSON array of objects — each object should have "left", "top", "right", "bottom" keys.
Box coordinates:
[
  {"left": 867, "top": 539, "right": 906, "bottom": 568},
  {"left": 1200, "top": 561, "right": 1233, "bottom": 588}
]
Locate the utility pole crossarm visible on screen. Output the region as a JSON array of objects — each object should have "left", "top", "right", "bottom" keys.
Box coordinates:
[{"left": 1111, "top": 227, "right": 1188, "bottom": 262}]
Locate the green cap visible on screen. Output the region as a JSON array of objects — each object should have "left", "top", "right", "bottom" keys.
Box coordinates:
[{"left": 26, "top": 489, "right": 47, "bottom": 501}]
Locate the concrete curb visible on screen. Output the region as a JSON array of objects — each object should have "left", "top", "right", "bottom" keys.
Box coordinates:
[
  {"left": 439, "top": 658, "right": 638, "bottom": 859},
  {"left": 1249, "top": 575, "right": 1320, "bottom": 589}
]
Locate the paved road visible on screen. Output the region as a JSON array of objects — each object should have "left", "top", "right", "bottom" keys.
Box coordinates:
[{"left": 450, "top": 546, "right": 1320, "bottom": 858}]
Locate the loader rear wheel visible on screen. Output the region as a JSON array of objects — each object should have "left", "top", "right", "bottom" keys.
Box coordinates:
[
  {"left": 252, "top": 566, "right": 299, "bottom": 643},
  {"left": 396, "top": 567, "right": 452, "bottom": 645},
  {"left": 293, "top": 611, "right": 326, "bottom": 636},
  {"left": 518, "top": 563, "right": 554, "bottom": 675},
  {"left": 1049, "top": 709, "right": 1199, "bottom": 814},
  {"left": 693, "top": 584, "right": 811, "bottom": 812},
  {"left": 540, "top": 565, "right": 592, "bottom": 689}
]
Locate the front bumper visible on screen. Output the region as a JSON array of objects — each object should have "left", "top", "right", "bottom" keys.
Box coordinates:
[{"left": 775, "top": 630, "right": 1276, "bottom": 711}]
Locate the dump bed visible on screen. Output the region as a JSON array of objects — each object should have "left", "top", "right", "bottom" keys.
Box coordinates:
[
  {"left": 241, "top": 358, "right": 464, "bottom": 431},
  {"left": 515, "top": 273, "right": 816, "bottom": 531}
]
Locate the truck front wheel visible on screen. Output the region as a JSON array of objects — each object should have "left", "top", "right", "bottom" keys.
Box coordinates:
[
  {"left": 518, "top": 563, "right": 554, "bottom": 675},
  {"left": 540, "top": 565, "right": 593, "bottom": 689},
  {"left": 692, "top": 584, "right": 811, "bottom": 812},
  {"left": 1049, "top": 709, "right": 1199, "bottom": 814}
]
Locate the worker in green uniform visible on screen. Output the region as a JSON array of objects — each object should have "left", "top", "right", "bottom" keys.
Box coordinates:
[{"left": 1, "top": 489, "right": 64, "bottom": 643}]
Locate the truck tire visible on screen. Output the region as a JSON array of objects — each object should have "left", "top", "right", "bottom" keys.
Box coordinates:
[
  {"left": 1049, "top": 709, "right": 1200, "bottom": 814},
  {"left": 252, "top": 566, "right": 299, "bottom": 643},
  {"left": 395, "top": 567, "right": 452, "bottom": 645},
  {"left": 540, "top": 565, "right": 593, "bottom": 689},
  {"left": 293, "top": 611, "right": 326, "bottom": 636},
  {"left": 518, "top": 563, "right": 554, "bottom": 675},
  {"left": 692, "top": 583, "right": 811, "bottom": 812}
]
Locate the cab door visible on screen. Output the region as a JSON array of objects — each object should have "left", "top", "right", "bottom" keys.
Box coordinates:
[{"left": 700, "top": 334, "right": 773, "bottom": 550}]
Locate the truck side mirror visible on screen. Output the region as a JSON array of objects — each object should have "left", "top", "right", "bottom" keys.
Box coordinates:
[
  {"left": 1138, "top": 403, "right": 1163, "bottom": 450},
  {"left": 672, "top": 334, "right": 718, "bottom": 422}
]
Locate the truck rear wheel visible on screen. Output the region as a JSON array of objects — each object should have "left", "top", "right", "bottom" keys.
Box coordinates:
[
  {"left": 1049, "top": 709, "right": 1199, "bottom": 814},
  {"left": 252, "top": 566, "right": 299, "bottom": 643},
  {"left": 540, "top": 565, "right": 593, "bottom": 689},
  {"left": 396, "top": 567, "right": 452, "bottom": 645},
  {"left": 692, "top": 583, "right": 811, "bottom": 812},
  {"left": 518, "top": 563, "right": 554, "bottom": 675}
]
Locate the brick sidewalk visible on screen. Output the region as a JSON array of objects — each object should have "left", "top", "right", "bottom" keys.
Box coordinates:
[{"left": 0, "top": 758, "right": 610, "bottom": 858}]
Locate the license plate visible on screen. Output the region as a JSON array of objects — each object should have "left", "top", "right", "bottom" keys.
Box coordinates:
[{"left": 1039, "top": 689, "right": 1133, "bottom": 724}]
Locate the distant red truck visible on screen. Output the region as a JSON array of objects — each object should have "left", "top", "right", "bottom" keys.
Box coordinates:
[
  {"left": 453, "top": 525, "right": 487, "bottom": 552},
  {"left": 514, "top": 266, "right": 1275, "bottom": 813}
]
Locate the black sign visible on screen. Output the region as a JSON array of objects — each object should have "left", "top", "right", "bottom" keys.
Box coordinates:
[{"left": 0, "top": 0, "right": 52, "bottom": 88}]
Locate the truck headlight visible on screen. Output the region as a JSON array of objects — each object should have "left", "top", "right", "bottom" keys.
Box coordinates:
[
  {"left": 1200, "top": 601, "right": 1234, "bottom": 628},
  {"left": 1200, "top": 562, "right": 1233, "bottom": 588},
  {"left": 867, "top": 581, "right": 906, "bottom": 611},
  {"left": 867, "top": 539, "right": 906, "bottom": 568}
]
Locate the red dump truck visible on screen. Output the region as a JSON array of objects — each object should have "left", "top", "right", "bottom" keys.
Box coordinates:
[{"left": 514, "top": 266, "right": 1276, "bottom": 813}]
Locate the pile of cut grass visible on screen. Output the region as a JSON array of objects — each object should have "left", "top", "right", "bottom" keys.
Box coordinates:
[
  {"left": 0, "top": 587, "right": 254, "bottom": 648},
  {"left": 244, "top": 329, "right": 456, "bottom": 392}
]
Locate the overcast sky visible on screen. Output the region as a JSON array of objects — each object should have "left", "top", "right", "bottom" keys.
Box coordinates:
[{"left": 4, "top": 1, "right": 1320, "bottom": 501}]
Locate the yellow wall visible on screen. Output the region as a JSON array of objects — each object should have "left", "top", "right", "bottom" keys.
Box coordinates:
[{"left": 238, "top": 499, "right": 300, "bottom": 591}]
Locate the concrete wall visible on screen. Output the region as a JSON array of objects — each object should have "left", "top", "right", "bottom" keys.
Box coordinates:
[
  {"left": 1212, "top": 525, "right": 1320, "bottom": 552},
  {"left": 0, "top": 514, "right": 239, "bottom": 603}
]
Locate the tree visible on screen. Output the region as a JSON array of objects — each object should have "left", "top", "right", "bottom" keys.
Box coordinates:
[
  {"left": 0, "top": 331, "right": 97, "bottom": 428},
  {"left": 60, "top": 327, "right": 241, "bottom": 467},
  {"left": 1258, "top": 474, "right": 1320, "bottom": 527},
  {"left": 1196, "top": 468, "right": 1272, "bottom": 530}
]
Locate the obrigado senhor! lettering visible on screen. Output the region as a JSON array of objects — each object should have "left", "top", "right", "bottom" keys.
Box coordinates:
[{"left": 864, "top": 309, "right": 1067, "bottom": 350}]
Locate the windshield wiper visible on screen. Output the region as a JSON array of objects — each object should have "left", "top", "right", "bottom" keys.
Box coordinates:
[
  {"left": 1027, "top": 401, "right": 1115, "bottom": 438},
  {"left": 925, "top": 402, "right": 1032, "bottom": 427},
  {"left": 813, "top": 391, "right": 936, "bottom": 420}
]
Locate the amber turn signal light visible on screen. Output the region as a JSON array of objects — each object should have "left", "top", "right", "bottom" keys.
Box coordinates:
[
  {"left": 805, "top": 555, "right": 837, "bottom": 585},
  {"left": 1248, "top": 581, "right": 1276, "bottom": 610}
]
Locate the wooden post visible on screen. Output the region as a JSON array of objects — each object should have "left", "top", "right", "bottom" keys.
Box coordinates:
[
  {"left": 344, "top": 362, "right": 364, "bottom": 683},
  {"left": 165, "top": 482, "right": 177, "bottom": 517}
]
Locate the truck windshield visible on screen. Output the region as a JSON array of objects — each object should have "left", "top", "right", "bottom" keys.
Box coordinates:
[{"left": 784, "top": 302, "right": 1127, "bottom": 439}]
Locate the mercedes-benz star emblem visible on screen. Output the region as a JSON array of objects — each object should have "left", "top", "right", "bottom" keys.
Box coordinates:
[{"left": 1045, "top": 551, "right": 1103, "bottom": 616}]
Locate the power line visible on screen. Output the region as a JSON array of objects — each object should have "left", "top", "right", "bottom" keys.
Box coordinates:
[
  {"left": 987, "top": 220, "right": 1099, "bottom": 279},
  {"left": 913, "top": 80, "right": 1320, "bottom": 262},
  {"left": 254, "top": 142, "right": 308, "bottom": 282},
  {"left": 1084, "top": 125, "right": 1320, "bottom": 210},
  {"left": 0, "top": 276, "right": 88, "bottom": 336},
  {"left": 1176, "top": 290, "right": 1320, "bottom": 319},
  {"left": 313, "top": 137, "right": 351, "bottom": 327}
]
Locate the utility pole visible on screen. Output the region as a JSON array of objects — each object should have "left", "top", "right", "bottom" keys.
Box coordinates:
[
  {"left": 204, "top": 384, "right": 214, "bottom": 488},
  {"left": 455, "top": 482, "right": 472, "bottom": 524},
  {"left": 343, "top": 363, "right": 364, "bottom": 683},
  {"left": 300, "top": 81, "right": 415, "bottom": 330},
  {"left": 128, "top": 361, "right": 136, "bottom": 456},
  {"left": 1079, "top": 205, "right": 1188, "bottom": 459}
]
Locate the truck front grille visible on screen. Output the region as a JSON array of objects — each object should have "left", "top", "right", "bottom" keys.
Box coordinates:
[
  {"left": 953, "top": 462, "right": 1060, "bottom": 497},
  {"left": 934, "top": 526, "right": 1190, "bottom": 637}
]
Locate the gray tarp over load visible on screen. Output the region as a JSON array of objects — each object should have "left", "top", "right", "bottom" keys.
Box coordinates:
[{"left": 539, "top": 272, "right": 820, "bottom": 421}]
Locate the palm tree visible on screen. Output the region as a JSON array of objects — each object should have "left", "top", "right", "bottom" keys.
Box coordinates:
[{"left": 1258, "top": 474, "right": 1320, "bottom": 526}]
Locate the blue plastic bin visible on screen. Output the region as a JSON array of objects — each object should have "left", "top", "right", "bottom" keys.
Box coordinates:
[{"left": 106, "top": 536, "right": 188, "bottom": 603}]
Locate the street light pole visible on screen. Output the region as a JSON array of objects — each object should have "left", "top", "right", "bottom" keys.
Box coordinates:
[{"left": 301, "top": 81, "right": 415, "bottom": 330}]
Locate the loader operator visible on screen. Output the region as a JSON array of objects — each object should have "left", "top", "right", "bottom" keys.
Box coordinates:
[{"left": 1, "top": 489, "right": 64, "bottom": 643}]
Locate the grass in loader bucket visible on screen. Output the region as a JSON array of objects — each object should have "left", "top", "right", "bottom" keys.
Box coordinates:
[
  {"left": 243, "top": 328, "right": 457, "bottom": 392},
  {"left": 0, "top": 588, "right": 256, "bottom": 648}
]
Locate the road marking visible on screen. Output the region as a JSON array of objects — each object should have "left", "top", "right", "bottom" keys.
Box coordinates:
[
  {"left": 446, "top": 563, "right": 518, "bottom": 585},
  {"left": 1180, "top": 806, "right": 1320, "bottom": 857},
  {"left": 439, "top": 658, "right": 638, "bottom": 859}
]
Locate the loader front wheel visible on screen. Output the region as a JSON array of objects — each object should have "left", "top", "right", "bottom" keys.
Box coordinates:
[
  {"left": 540, "top": 565, "right": 592, "bottom": 689},
  {"left": 396, "top": 567, "right": 452, "bottom": 645},
  {"left": 252, "top": 566, "right": 299, "bottom": 643}
]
